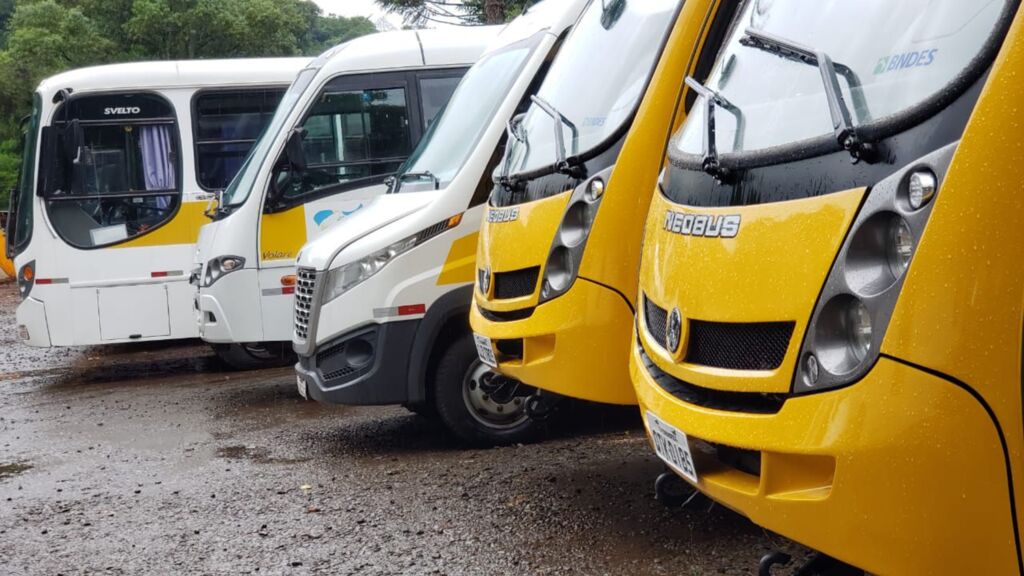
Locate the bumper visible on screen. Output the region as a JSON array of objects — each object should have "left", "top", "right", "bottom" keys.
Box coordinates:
[
  {"left": 196, "top": 269, "right": 259, "bottom": 344},
  {"left": 631, "top": 340, "right": 1019, "bottom": 575},
  {"left": 471, "top": 278, "right": 636, "bottom": 405},
  {"left": 15, "top": 297, "right": 51, "bottom": 347},
  {"left": 296, "top": 320, "right": 419, "bottom": 406}
]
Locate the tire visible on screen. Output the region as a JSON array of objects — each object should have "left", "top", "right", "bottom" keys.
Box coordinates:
[
  {"left": 213, "top": 342, "right": 297, "bottom": 371},
  {"left": 432, "top": 333, "right": 539, "bottom": 446}
]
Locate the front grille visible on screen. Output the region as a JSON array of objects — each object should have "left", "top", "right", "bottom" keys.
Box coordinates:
[
  {"left": 315, "top": 327, "right": 376, "bottom": 383},
  {"left": 477, "top": 305, "right": 534, "bottom": 322},
  {"left": 644, "top": 296, "right": 669, "bottom": 350},
  {"left": 639, "top": 344, "right": 785, "bottom": 414},
  {"left": 294, "top": 267, "right": 318, "bottom": 341},
  {"left": 493, "top": 266, "right": 540, "bottom": 300},
  {"left": 685, "top": 320, "right": 794, "bottom": 371}
]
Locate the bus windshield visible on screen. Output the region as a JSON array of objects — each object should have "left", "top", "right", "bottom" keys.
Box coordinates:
[
  {"left": 222, "top": 67, "right": 318, "bottom": 207},
  {"left": 7, "top": 94, "right": 41, "bottom": 258},
  {"left": 502, "top": 0, "right": 679, "bottom": 181},
  {"left": 392, "top": 36, "right": 539, "bottom": 193},
  {"left": 672, "top": 0, "right": 1008, "bottom": 161}
]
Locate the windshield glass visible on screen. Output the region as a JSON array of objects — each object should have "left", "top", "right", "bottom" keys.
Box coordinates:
[
  {"left": 504, "top": 0, "right": 679, "bottom": 177},
  {"left": 223, "top": 67, "right": 317, "bottom": 206},
  {"left": 393, "top": 36, "right": 539, "bottom": 192},
  {"left": 9, "top": 94, "right": 41, "bottom": 255},
  {"left": 672, "top": 0, "right": 1007, "bottom": 158}
]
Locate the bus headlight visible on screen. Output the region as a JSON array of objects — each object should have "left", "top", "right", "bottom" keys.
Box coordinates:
[
  {"left": 322, "top": 215, "right": 463, "bottom": 303},
  {"left": 539, "top": 169, "right": 611, "bottom": 304},
  {"left": 794, "top": 144, "right": 954, "bottom": 393},
  {"left": 202, "top": 256, "right": 245, "bottom": 287}
]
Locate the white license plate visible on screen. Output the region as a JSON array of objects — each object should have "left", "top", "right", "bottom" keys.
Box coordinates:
[
  {"left": 646, "top": 411, "right": 698, "bottom": 484},
  {"left": 473, "top": 333, "right": 498, "bottom": 367},
  {"left": 296, "top": 375, "right": 308, "bottom": 400}
]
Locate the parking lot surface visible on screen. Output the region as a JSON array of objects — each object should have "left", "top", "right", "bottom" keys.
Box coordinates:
[{"left": 0, "top": 284, "right": 803, "bottom": 575}]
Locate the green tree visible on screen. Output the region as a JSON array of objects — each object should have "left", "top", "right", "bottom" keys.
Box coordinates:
[{"left": 376, "top": 0, "right": 531, "bottom": 26}]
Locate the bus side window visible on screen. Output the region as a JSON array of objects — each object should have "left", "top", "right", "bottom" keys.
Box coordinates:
[
  {"left": 193, "top": 89, "right": 285, "bottom": 191},
  {"left": 267, "top": 76, "right": 414, "bottom": 212},
  {"left": 41, "top": 93, "right": 182, "bottom": 249},
  {"left": 417, "top": 74, "right": 463, "bottom": 131}
]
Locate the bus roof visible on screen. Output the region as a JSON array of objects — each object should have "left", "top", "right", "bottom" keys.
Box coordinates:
[
  {"left": 36, "top": 57, "right": 311, "bottom": 98},
  {"left": 314, "top": 27, "right": 499, "bottom": 77}
]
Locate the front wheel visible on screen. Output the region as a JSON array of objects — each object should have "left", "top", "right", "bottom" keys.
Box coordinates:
[
  {"left": 432, "top": 333, "right": 540, "bottom": 446},
  {"left": 212, "top": 342, "right": 296, "bottom": 371}
]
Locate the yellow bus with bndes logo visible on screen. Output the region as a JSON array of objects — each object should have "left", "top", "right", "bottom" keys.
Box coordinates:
[{"left": 633, "top": 0, "right": 1024, "bottom": 574}]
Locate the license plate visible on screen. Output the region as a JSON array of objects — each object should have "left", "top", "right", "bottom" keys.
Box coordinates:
[
  {"left": 646, "top": 411, "right": 698, "bottom": 484},
  {"left": 473, "top": 333, "right": 498, "bottom": 367},
  {"left": 296, "top": 375, "right": 308, "bottom": 400}
]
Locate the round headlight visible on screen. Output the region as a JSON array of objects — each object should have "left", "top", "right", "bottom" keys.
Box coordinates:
[
  {"left": 888, "top": 217, "right": 913, "bottom": 276},
  {"left": 908, "top": 170, "right": 937, "bottom": 210},
  {"left": 815, "top": 295, "right": 873, "bottom": 376},
  {"left": 542, "top": 247, "right": 573, "bottom": 297},
  {"left": 585, "top": 178, "right": 605, "bottom": 202},
  {"left": 560, "top": 202, "right": 589, "bottom": 247}
]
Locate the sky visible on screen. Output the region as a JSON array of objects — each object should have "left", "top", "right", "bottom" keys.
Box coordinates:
[{"left": 313, "top": 0, "right": 461, "bottom": 29}]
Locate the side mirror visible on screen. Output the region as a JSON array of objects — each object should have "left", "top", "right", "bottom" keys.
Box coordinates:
[{"left": 284, "top": 127, "right": 307, "bottom": 172}]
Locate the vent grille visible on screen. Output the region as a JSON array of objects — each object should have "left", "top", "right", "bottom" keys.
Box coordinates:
[
  {"left": 639, "top": 344, "right": 785, "bottom": 414},
  {"left": 644, "top": 295, "right": 669, "bottom": 350},
  {"left": 493, "top": 266, "right": 540, "bottom": 300},
  {"left": 294, "top": 267, "right": 318, "bottom": 341},
  {"left": 685, "top": 320, "right": 794, "bottom": 371}
]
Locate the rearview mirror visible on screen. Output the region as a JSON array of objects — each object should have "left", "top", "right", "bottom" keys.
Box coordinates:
[{"left": 284, "top": 127, "right": 307, "bottom": 172}]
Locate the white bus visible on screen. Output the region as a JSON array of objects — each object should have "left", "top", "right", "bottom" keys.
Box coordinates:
[
  {"left": 192, "top": 28, "right": 493, "bottom": 368},
  {"left": 7, "top": 58, "right": 308, "bottom": 357}
]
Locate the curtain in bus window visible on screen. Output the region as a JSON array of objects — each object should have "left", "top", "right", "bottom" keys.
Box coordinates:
[{"left": 140, "top": 125, "right": 175, "bottom": 208}]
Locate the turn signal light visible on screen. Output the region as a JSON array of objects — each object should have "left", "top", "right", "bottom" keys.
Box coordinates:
[{"left": 281, "top": 275, "right": 297, "bottom": 287}]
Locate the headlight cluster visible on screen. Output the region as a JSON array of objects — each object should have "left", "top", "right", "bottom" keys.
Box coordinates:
[
  {"left": 323, "top": 236, "right": 417, "bottom": 302},
  {"left": 795, "top": 144, "right": 951, "bottom": 394},
  {"left": 203, "top": 256, "right": 245, "bottom": 287},
  {"left": 322, "top": 215, "right": 464, "bottom": 303},
  {"left": 539, "top": 169, "right": 610, "bottom": 303}
]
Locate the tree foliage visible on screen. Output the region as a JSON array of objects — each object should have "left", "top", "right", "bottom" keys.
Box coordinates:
[
  {"left": 0, "top": 0, "right": 376, "bottom": 208},
  {"left": 376, "top": 0, "right": 532, "bottom": 26}
]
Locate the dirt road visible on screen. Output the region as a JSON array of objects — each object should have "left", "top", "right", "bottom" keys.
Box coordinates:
[{"left": 0, "top": 284, "right": 802, "bottom": 575}]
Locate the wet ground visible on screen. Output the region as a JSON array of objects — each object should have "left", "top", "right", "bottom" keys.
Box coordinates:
[{"left": 0, "top": 283, "right": 804, "bottom": 575}]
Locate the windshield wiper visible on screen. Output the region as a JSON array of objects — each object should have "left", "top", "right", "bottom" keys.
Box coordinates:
[
  {"left": 530, "top": 95, "right": 585, "bottom": 178},
  {"left": 394, "top": 170, "right": 440, "bottom": 192},
  {"left": 741, "top": 28, "right": 873, "bottom": 160},
  {"left": 684, "top": 77, "right": 744, "bottom": 180}
]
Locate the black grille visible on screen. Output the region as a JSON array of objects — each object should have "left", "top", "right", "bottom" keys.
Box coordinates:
[
  {"left": 639, "top": 344, "right": 785, "bottom": 414},
  {"left": 294, "top": 267, "right": 318, "bottom": 341},
  {"left": 493, "top": 266, "right": 540, "bottom": 300},
  {"left": 316, "top": 330, "right": 375, "bottom": 384},
  {"left": 644, "top": 296, "right": 669, "bottom": 350},
  {"left": 477, "top": 305, "right": 534, "bottom": 322},
  {"left": 685, "top": 320, "right": 795, "bottom": 371}
]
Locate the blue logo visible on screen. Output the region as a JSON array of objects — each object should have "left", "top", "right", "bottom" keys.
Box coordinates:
[
  {"left": 875, "top": 49, "right": 938, "bottom": 75},
  {"left": 313, "top": 210, "right": 334, "bottom": 227}
]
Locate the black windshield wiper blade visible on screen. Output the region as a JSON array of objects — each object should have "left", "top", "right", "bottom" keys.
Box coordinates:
[
  {"left": 741, "top": 28, "right": 873, "bottom": 159},
  {"left": 396, "top": 170, "right": 440, "bottom": 191},
  {"left": 529, "top": 95, "right": 585, "bottom": 178},
  {"left": 684, "top": 77, "right": 744, "bottom": 180}
]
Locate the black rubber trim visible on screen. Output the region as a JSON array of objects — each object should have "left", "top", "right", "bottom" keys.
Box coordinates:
[
  {"left": 477, "top": 305, "right": 534, "bottom": 322},
  {"left": 881, "top": 353, "right": 1023, "bottom": 575},
  {"left": 578, "top": 276, "right": 634, "bottom": 314}
]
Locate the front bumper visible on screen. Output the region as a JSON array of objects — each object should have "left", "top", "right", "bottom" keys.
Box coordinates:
[
  {"left": 196, "top": 269, "right": 259, "bottom": 343},
  {"left": 631, "top": 338, "right": 1018, "bottom": 575},
  {"left": 471, "top": 278, "right": 636, "bottom": 405},
  {"left": 15, "top": 297, "right": 51, "bottom": 347},
  {"left": 296, "top": 320, "right": 419, "bottom": 406}
]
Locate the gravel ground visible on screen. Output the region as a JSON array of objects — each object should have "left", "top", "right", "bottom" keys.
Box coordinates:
[{"left": 0, "top": 282, "right": 804, "bottom": 575}]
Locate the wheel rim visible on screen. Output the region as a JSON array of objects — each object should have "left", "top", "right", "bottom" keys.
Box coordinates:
[
  {"left": 461, "top": 360, "right": 530, "bottom": 430},
  {"left": 241, "top": 343, "right": 278, "bottom": 360}
]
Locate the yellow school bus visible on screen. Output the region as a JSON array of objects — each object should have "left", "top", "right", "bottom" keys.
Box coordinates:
[
  {"left": 633, "top": 1, "right": 1024, "bottom": 574},
  {"left": 471, "top": 0, "right": 738, "bottom": 406}
]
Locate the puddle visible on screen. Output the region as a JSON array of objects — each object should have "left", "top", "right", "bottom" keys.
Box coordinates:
[
  {"left": 0, "top": 461, "right": 33, "bottom": 480},
  {"left": 216, "top": 445, "right": 307, "bottom": 466}
]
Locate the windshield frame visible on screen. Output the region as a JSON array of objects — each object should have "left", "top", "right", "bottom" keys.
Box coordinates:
[
  {"left": 221, "top": 66, "right": 320, "bottom": 209},
  {"left": 668, "top": 0, "right": 1020, "bottom": 174},
  {"left": 391, "top": 32, "right": 545, "bottom": 194},
  {"left": 6, "top": 95, "right": 41, "bottom": 258},
  {"left": 500, "top": 0, "right": 686, "bottom": 184}
]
